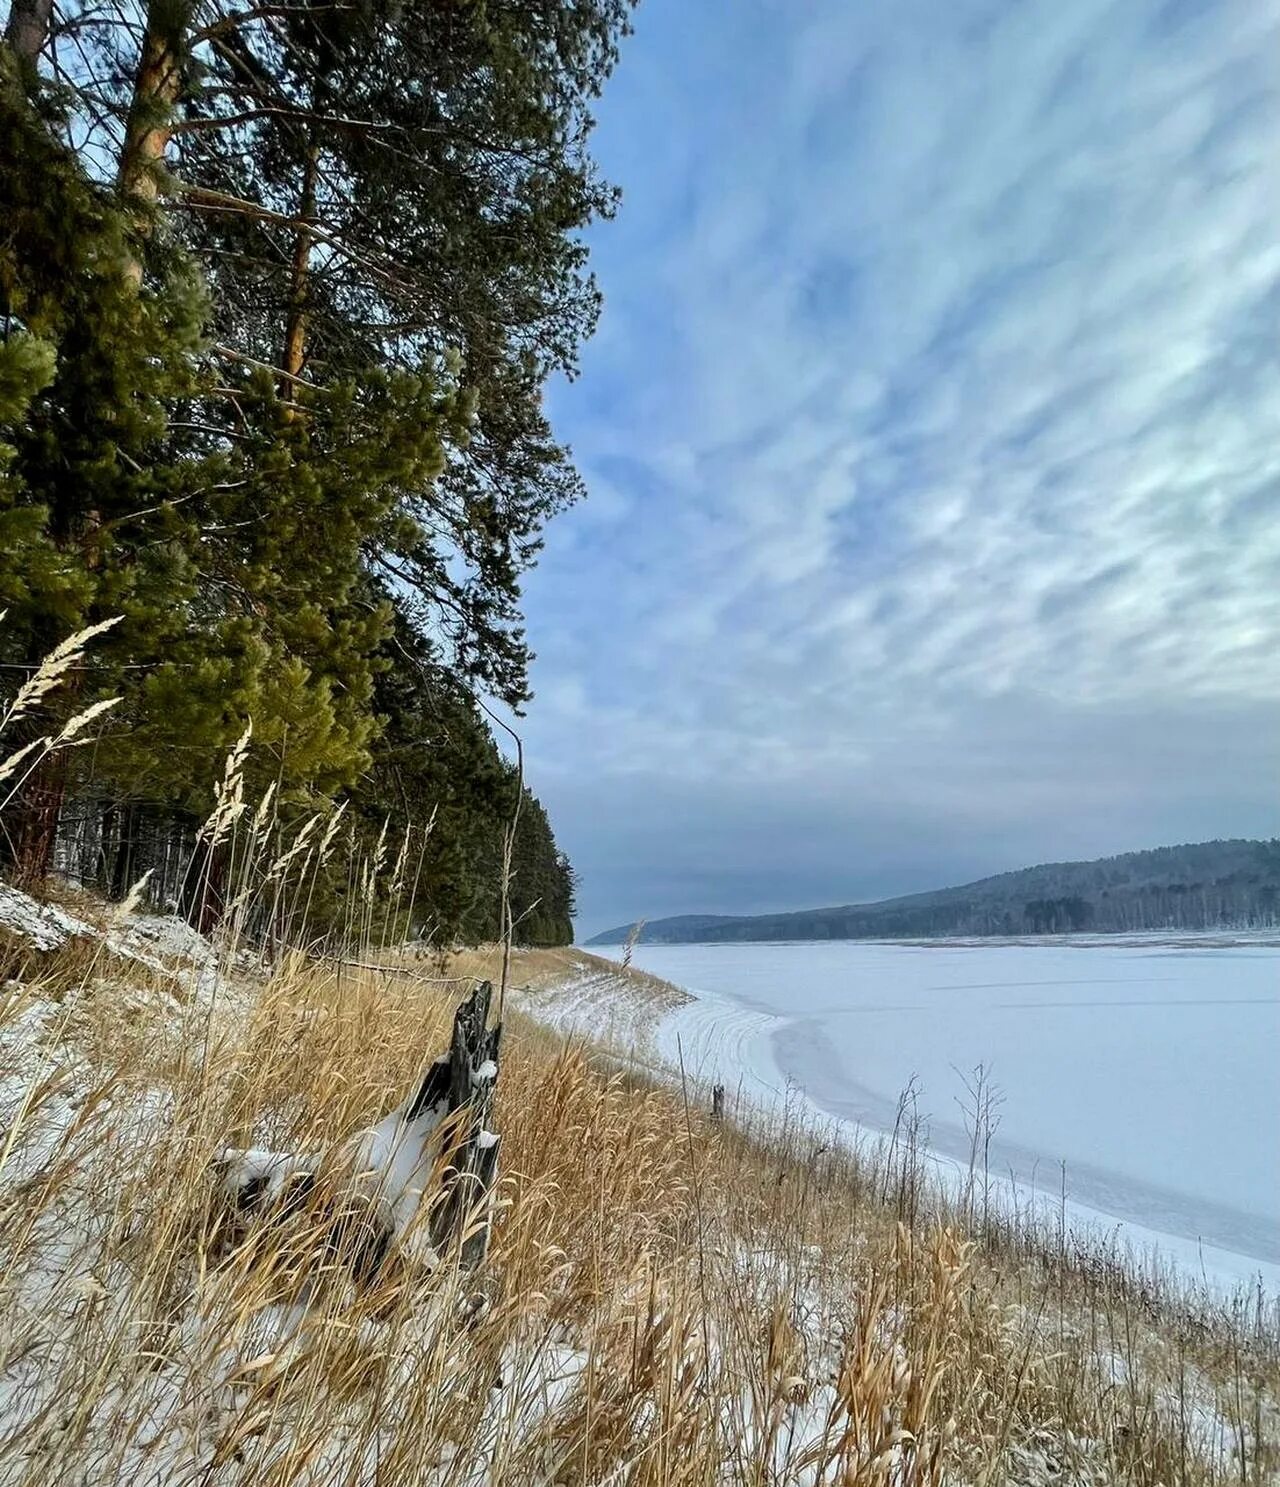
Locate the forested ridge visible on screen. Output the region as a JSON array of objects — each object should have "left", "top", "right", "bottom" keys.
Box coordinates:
[
  {"left": 589, "top": 838, "right": 1280, "bottom": 944},
  {"left": 0, "top": 0, "right": 633, "bottom": 944}
]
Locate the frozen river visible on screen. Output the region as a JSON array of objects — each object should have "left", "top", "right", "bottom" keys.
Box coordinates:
[{"left": 610, "top": 937, "right": 1280, "bottom": 1289}]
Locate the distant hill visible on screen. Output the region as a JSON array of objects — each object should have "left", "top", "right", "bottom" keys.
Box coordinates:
[{"left": 586, "top": 839, "right": 1280, "bottom": 945}]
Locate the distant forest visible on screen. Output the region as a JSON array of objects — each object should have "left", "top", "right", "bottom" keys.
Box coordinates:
[{"left": 588, "top": 839, "right": 1280, "bottom": 945}]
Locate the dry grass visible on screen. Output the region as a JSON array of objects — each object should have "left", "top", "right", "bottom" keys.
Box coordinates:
[
  {"left": 408, "top": 942, "right": 692, "bottom": 1012},
  {"left": 0, "top": 930, "right": 1276, "bottom": 1487}
]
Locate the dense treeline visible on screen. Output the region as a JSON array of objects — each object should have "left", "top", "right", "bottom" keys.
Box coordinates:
[
  {"left": 0, "top": 0, "right": 628, "bottom": 943},
  {"left": 589, "top": 840, "right": 1280, "bottom": 944},
  {"left": 1022, "top": 897, "right": 1093, "bottom": 933}
]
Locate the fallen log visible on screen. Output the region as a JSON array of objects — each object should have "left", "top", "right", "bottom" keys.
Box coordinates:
[{"left": 216, "top": 980, "right": 502, "bottom": 1279}]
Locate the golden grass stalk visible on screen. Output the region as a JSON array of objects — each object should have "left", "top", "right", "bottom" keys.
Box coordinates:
[{"left": 0, "top": 615, "right": 122, "bottom": 733}]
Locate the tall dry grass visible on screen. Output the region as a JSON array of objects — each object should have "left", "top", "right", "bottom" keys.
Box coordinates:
[
  {"left": 0, "top": 635, "right": 1277, "bottom": 1485},
  {"left": 1, "top": 928, "right": 1276, "bottom": 1486}
]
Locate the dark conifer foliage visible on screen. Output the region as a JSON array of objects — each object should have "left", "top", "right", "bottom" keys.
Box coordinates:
[{"left": 0, "top": 0, "right": 630, "bottom": 942}]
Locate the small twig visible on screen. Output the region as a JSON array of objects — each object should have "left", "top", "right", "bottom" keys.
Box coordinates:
[
  {"left": 327, "top": 955, "right": 480, "bottom": 987},
  {"left": 209, "top": 342, "right": 322, "bottom": 389}
]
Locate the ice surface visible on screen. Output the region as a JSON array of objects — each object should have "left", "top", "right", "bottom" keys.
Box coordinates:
[{"left": 609, "top": 937, "right": 1280, "bottom": 1292}]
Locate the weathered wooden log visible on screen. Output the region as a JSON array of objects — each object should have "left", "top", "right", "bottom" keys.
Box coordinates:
[
  {"left": 711, "top": 1083, "right": 725, "bottom": 1121},
  {"left": 217, "top": 979, "right": 502, "bottom": 1279},
  {"left": 427, "top": 978, "right": 502, "bottom": 1266}
]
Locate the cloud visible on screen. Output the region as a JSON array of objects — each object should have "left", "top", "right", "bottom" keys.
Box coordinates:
[{"left": 512, "top": 0, "right": 1280, "bottom": 932}]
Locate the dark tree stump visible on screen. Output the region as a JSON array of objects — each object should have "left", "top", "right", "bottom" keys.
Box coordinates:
[
  {"left": 217, "top": 979, "right": 503, "bottom": 1281},
  {"left": 428, "top": 980, "right": 502, "bottom": 1266}
]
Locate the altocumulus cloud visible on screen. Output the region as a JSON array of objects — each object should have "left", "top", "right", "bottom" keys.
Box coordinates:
[{"left": 508, "top": 0, "right": 1280, "bottom": 935}]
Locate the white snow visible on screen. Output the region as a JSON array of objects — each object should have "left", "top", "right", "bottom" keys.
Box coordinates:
[
  {"left": 221, "top": 1073, "right": 457, "bottom": 1246},
  {"left": 346, "top": 1077, "right": 452, "bottom": 1239},
  {"left": 0, "top": 879, "right": 238, "bottom": 1011},
  {"left": 598, "top": 937, "right": 1280, "bottom": 1295},
  {"left": 0, "top": 880, "right": 94, "bottom": 951},
  {"left": 508, "top": 960, "right": 686, "bottom": 1066},
  {"left": 217, "top": 1144, "right": 314, "bottom": 1201}
]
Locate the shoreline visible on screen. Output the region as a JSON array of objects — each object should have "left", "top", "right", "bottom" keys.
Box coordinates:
[
  {"left": 588, "top": 927, "right": 1280, "bottom": 952},
  {"left": 568, "top": 943, "right": 1280, "bottom": 1299}
]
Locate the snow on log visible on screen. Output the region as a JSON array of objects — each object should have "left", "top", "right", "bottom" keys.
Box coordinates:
[{"left": 216, "top": 980, "right": 502, "bottom": 1279}]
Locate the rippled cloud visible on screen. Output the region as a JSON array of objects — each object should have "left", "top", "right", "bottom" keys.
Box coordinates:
[{"left": 510, "top": 0, "right": 1280, "bottom": 932}]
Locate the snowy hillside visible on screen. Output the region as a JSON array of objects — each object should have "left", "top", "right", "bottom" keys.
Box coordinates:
[{"left": 1, "top": 883, "right": 1277, "bottom": 1485}]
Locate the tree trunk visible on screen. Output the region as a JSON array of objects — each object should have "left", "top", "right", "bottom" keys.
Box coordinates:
[
  {"left": 180, "top": 836, "right": 227, "bottom": 934},
  {"left": 427, "top": 980, "right": 502, "bottom": 1266},
  {"left": 217, "top": 980, "right": 504, "bottom": 1281},
  {"left": 5, "top": 748, "right": 67, "bottom": 887},
  {"left": 280, "top": 135, "right": 319, "bottom": 404},
  {"left": 4, "top": 0, "right": 54, "bottom": 69},
  {"left": 117, "top": 0, "right": 186, "bottom": 279},
  {"left": 96, "top": 800, "right": 117, "bottom": 888},
  {"left": 109, "top": 799, "right": 141, "bottom": 900},
  {"left": 1, "top": 620, "right": 67, "bottom": 887}
]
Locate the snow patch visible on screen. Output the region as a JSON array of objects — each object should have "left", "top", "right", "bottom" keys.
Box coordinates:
[
  {"left": 0, "top": 881, "right": 94, "bottom": 952},
  {"left": 0, "top": 880, "right": 250, "bottom": 1032}
]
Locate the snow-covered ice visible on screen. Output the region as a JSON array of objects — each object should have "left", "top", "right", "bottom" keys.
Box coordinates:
[{"left": 599, "top": 937, "right": 1280, "bottom": 1293}]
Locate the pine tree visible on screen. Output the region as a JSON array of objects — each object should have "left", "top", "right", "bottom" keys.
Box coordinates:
[
  {"left": 0, "top": 70, "right": 220, "bottom": 876},
  {"left": 3, "top": 2, "right": 601, "bottom": 938},
  {"left": 133, "top": 0, "right": 635, "bottom": 704},
  {"left": 1, "top": 72, "right": 462, "bottom": 882}
]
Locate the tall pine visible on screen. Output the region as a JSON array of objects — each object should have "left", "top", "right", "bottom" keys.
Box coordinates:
[{"left": 1, "top": 0, "right": 617, "bottom": 942}]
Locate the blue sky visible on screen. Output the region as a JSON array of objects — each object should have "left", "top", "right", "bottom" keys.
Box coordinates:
[{"left": 511, "top": 0, "right": 1280, "bottom": 936}]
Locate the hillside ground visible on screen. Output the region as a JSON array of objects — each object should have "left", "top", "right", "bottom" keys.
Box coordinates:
[{"left": 0, "top": 891, "right": 1276, "bottom": 1485}]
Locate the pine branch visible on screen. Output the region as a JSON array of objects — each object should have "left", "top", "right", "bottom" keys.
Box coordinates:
[
  {"left": 173, "top": 182, "right": 412, "bottom": 292},
  {"left": 189, "top": 3, "right": 353, "bottom": 46},
  {"left": 172, "top": 105, "right": 396, "bottom": 135}
]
